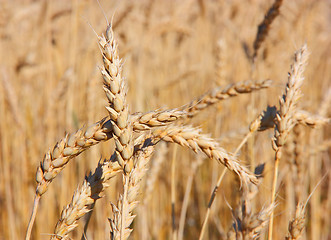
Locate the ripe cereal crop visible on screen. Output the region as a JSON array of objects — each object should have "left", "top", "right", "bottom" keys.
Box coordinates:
[{"left": 0, "top": 0, "right": 330, "bottom": 239}]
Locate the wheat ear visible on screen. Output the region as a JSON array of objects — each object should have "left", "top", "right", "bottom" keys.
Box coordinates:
[
  {"left": 252, "top": 0, "right": 283, "bottom": 60},
  {"left": 51, "top": 157, "right": 121, "bottom": 240},
  {"left": 294, "top": 110, "right": 330, "bottom": 128},
  {"left": 109, "top": 139, "right": 155, "bottom": 240},
  {"left": 140, "top": 142, "right": 168, "bottom": 239},
  {"left": 35, "top": 118, "right": 112, "bottom": 196},
  {"left": 99, "top": 23, "right": 134, "bottom": 174},
  {"left": 152, "top": 125, "right": 258, "bottom": 185},
  {"left": 26, "top": 108, "right": 184, "bottom": 239},
  {"left": 269, "top": 44, "right": 309, "bottom": 240},
  {"left": 199, "top": 110, "right": 273, "bottom": 240},
  {"left": 227, "top": 203, "right": 276, "bottom": 240},
  {"left": 51, "top": 135, "right": 153, "bottom": 239},
  {"left": 34, "top": 108, "right": 185, "bottom": 194},
  {"left": 184, "top": 79, "right": 272, "bottom": 118},
  {"left": 99, "top": 22, "right": 138, "bottom": 240},
  {"left": 285, "top": 203, "right": 306, "bottom": 240},
  {"left": 25, "top": 118, "right": 113, "bottom": 240}
]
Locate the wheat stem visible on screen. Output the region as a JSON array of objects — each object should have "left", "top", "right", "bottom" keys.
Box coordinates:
[
  {"left": 25, "top": 194, "right": 40, "bottom": 240},
  {"left": 171, "top": 145, "right": 178, "bottom": 240},
  {"left": 199, "top": 128, "right": 254, "bottom": 240},
  {"left": 269, "top": 44, "right": 308, "bottom": 240}
]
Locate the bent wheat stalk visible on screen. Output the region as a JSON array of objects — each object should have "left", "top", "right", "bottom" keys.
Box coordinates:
[
  {"left": 183, "top": 79, "right": 272, "bottom": 118},
  {"left": 152, "top": 125, "right": 258, "bottom": 185},
  {"left": 198, "top": 112, "right": 268, "bottom": 240}
]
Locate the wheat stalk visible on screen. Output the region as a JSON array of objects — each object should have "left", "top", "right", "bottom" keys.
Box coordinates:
[
  {"left": 198, "top": 110, "right": 273, "bottom": 240},
  {"left": 269, "top": 44, "right": 309, "bottom": 240},
  {"left": 152, "top": 125, "right": 258, "bottom": 185},
  {"left": 183, "top": 79, "right": 272, "bottom": 118},
  {"left": 140, "top": 142, "right": 168, "bottom": 239}
]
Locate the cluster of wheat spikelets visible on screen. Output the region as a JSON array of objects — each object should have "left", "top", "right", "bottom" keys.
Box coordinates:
[
  {"left": 26, "top": 17, "right": 330, "bottom": 240},
  {"left": 1, "top": 0, "right": 330, "bottom": 239},
  {"left": 26, "top": 22, "right": 270, "bottom": 239}
]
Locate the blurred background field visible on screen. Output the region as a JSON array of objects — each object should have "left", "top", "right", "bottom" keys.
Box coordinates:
[{"left": 0, "top": 0, "right": 330, "bottom": 239}]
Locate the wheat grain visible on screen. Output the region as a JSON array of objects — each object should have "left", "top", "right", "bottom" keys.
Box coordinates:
[{"left": 131, "top": 109, "right": 186, "bottom": 131}]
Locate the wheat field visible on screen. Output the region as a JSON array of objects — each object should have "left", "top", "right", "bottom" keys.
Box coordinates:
[{"left": 0, "top": 0, "right": 330, "bottom": 239}]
